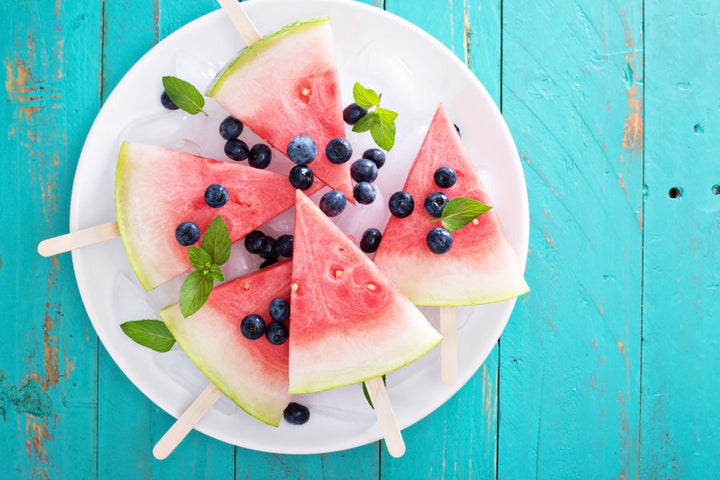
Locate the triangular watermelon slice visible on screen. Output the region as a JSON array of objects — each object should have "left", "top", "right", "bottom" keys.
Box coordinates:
[
  {"left": 159, "top": 260, "right": 292, "bottom": 427},
  {"left": 372, "top": 104, "right": 529, "bottom": 306},
  {"left": 115, "top": 142, "right": 315, "bottom": 290},
  {"left": 288, "top": 190, "right": 442, "bottom": 394},
  {"left": 206, "top": 18, "right": 353, "bottom": 200}
]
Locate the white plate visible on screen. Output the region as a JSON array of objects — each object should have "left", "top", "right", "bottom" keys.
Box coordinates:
[{"left": 70, "top": 0, "right": 528, "bottom": 454}]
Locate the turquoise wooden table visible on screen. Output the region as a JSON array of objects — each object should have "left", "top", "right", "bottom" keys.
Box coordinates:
[{"left": 3, "top": 0, "right": 719, "bottom": 478}]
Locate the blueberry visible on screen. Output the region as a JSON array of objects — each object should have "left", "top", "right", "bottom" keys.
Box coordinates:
[
  {"left": 388, "top": 191, "right": 415, "bottom": 218},
  {"left": 269, "top": 298, "right": 290, "bottom": 322},
  {"left": 175, "top": 222, "right": 200, "bottom": 246},
  {"left": 276, "top": 234, "right": 294, "bottom": 258},
  {"left": 287, "top": 135, "right": 317, "bottom": 165},
  {"left": 283, "top": 402, "right": 310, "bottom": 425},
  {"left": 424, "top": 192, "right": 450, "bottom": 217},
  {"left": 360, "top": 228, "right": 382, "bottom": 253},
  {"left": 434, "top": 166, "right": 457, "bottom": 188},
  {"left": 288, "top": 165, "right": 314, "bottom": 190},
  {"left": 219, "top": 115, "right": 244, "bottom": 140},
  {"left": 160, "top": 91, "right": 178, "bottom": 110},
  {"left": 319, "top": 190, "right": 347, "bottom": 217},
  {"left": 362, "top": 148, "right": 386, "bottom": 169},
  {"left": 259, "top": 236, "right": 278, "bottom": 260},
  {"left": 204, "top": 183, "right": 228, "bottom": 208},
  {"left": 259, "top": 257, "right": 279, "bottom": 269},
  {"left": 350, "top": 159, "right": 378, "bottom": 183},
  {"left": 426, "top": 227, "right": 453, "bottom": 254},
  {"left": 241, "top": 314, "right": 266, "bottom": 340},
  {"left": 343, "top": 103, "right": 367, "bottom": 125},
  {"left": 325, "top": 138, "right": 353, "bottom": 164},
  {"left": 225, "top": 138, "right": 250, "bottom": 161},
  {"left": 265, "top": 321, "right": 289, "bottom": 345},
  {"left": 353, "top": 181, "right": 376, "bottom": 205},
  {"left": 248, "top": 143, "right": 272, "bottom": 169},
  {"left": 244, "top": 230, "right": 267, "bottom": 254}
]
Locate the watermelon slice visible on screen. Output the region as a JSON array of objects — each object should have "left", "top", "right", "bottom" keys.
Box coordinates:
[
  {"left": 159, "top": 260, "right": 293, "bottom": 427},
  {"left": 372, "top": 104, "right": 529, "bottom": 306},
  {"left": 288, "top": 190, "right": 442, "bottom": 394},
  {"left": 115, "top": 142, "right": 316, "bottom": 290},
  {"left": 206, "top": 18, "right": 353, "bottom": 200}
]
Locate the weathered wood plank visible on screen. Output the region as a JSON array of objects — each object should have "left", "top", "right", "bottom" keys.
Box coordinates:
[
  {"left": 0, "top": 1, "right": 102, "bottom": 479},
  {"left": 641, "top": 1, "right": 720, "bottom": 477},
  {"left": 500, "top": 0, "right": 643, "bottom": 477},
  {"left": 381, "top": 1, "right": 501, "bottom": 478}
]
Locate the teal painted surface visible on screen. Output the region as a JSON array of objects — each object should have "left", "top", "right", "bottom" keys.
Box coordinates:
[{"left": 2, "top": 1, "right": 718, "bottom": 479}]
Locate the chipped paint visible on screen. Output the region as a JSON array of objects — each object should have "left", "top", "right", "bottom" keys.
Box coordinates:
[{"left": 621, "top": 13, "right": 643, "bottom": 156}]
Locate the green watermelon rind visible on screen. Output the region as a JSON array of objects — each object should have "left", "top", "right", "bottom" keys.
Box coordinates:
[
  {"left": 115, "top": 141, "right": 154, "bottom": 289},
  {"left": 205, "top": 17, "right": 329, "bottom": 97}
]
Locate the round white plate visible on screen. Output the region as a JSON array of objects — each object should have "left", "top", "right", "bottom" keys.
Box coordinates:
[{"left": 70, "top": 0, "right": 528, "bottom": 454}]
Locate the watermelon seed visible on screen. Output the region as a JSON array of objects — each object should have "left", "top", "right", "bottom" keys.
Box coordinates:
[
  {"left": 367, "top": 283, "right": 377, "bottom": 291},
  {"left": 243, "top": 281, "right": 251, "bottom": 291},
  {"left": 291, "top": 282, "right": 299, "bottom": 293},
  {"left": 334, "top": 269, "right": 344, "bottom": 279}
]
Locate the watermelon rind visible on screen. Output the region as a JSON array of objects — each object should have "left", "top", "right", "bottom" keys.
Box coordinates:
[
  {"left": 159, "top": 261, "right": 293, "bottom": 427},
  {"left": 206, "top": 17, "right": 329, "bottom": 97}
]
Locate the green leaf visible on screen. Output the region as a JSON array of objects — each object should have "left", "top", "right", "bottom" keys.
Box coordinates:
[
  {"left": 162, "top": 76, "right": 207, "bottom": 116},
  {"left": 201, "top": 216, "right": 231, "bottom": 265},
  {"left": 179, "top": 270, "right": 214, "bottom": 317},
  {"left": 209, "top": 264, "right": 224, "bottom": 282},
  {"left": 352, "top": 111, "right": 380, "bottom": 133},
  {"left": 362, "top": 375, "right": 387, "bottom": 409},
  {"left": 120, "top": 320, "right": 175, "bottom": 352},
  {"left": 375, "top": 106, "right": 398, "bottom": 123},
  {"left": 370, "top": 119, "right": 396, "bottom": 151},
  {"left": 439, "top": 197, "right": 492, "bottom": 232},
  {"left": 352, "top": 82, "right": 380, "bottom": 109},
  {"left": 188, "top": 246, "right": 212, "bottom": 271}
]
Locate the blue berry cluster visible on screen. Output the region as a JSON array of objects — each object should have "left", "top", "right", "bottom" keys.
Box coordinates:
[
  {"left": 388, "top": 165, "right": 461, "bottom": 254},
  {"left": 351, "top": 148, "right": 386, "bottom": 205},
  {"left": 220, "top": 116, "right": 273, "bottom": 169},
  {"left": 240, "top": 297, "right": 290, "bottom": 345},
  {"left": 244, "top": 230, "right": 294, "bottom": 268}
]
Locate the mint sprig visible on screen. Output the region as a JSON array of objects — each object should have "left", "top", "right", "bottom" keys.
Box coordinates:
[
  {"left": 120, "top": 320, "right": 176, "bottom": 352},
  {"left": 179, "top": 216, "right": 231, "bottom": 317},
  {"left": 351, "top": 82, "right": 398, "bottom": 151},
  {"left": 438, "top": 197, "right": 492, "bottom": 232},
  {"left": 162, "top": 76, "right": 208, "bottom": 116}
]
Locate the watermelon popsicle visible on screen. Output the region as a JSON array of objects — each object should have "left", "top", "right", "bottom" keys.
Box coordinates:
[
  {"left": 289, "top": 190, "right": 442, "bottom": 457},
  {"left": 372, "top": 104, "right": 530, "bottom": 384}
]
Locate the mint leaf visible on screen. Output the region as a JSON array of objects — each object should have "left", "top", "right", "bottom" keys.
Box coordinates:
[
  {"left": 188, "top": 246, "right": 212, "bottom": 271},
  {"left": 362, "top": 375, "right": 387, "bottom": 409},
  {"left": 179, "top": 270, "right": 214, "bottom": 317},
  {"left": 201, "top": 216, "right": 231, "bottom": 266},
  {"left": 209, "top": 264, "right": 224, "bottom": 282},
  {"left": 370, "top": 118, "right": 396, "bottom": 151},
  {"left": 375, "top": 107, "right": 398, "bottom": 123},
  {"left": 120, "top": 320, "right": 175, "bottom": 352},
  {"left": 352, "top": 82, "right": 380, "bottom": 109},
  {"left": 162, "top": 76, "right": 208, "bottom": 116},
  {"left": 439, "top": 197, "right": 492, "bottom": 232},
  {"left": 352, "top": 111, "right": 379, "bottom": 133}
]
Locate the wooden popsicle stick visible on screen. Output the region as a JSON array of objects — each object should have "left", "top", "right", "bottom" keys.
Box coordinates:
[
  {"left": 364, "top": 376, "right": 406, "bottom": 458},
  {"left": 217, "top": 0, "right": 262, "bottom": 45},
  {"left": 440, "top": 306, "right": 458, "bottom": 385},
  {"left": 37, "top": 220, "right": 119, "bottom": 257},
  {"left": 153, "top": 383, "right": 223, "bottom": 460}
]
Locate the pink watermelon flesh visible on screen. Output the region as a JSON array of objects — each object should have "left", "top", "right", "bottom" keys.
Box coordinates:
[
  {"left": 288, "top": 190, "right": 442, "bottom": 394},
  {"left": 115, "top": 142, "right": 318, "bottom": 290},
  {"left": 206, "top": 18, "right": 353, "bottom": 200},
  {"left": 372, "top": 104, "right": 529, "bottom": 306},
  {"left": 160, "top": 261, "right": 292, "bottom": 426}
]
